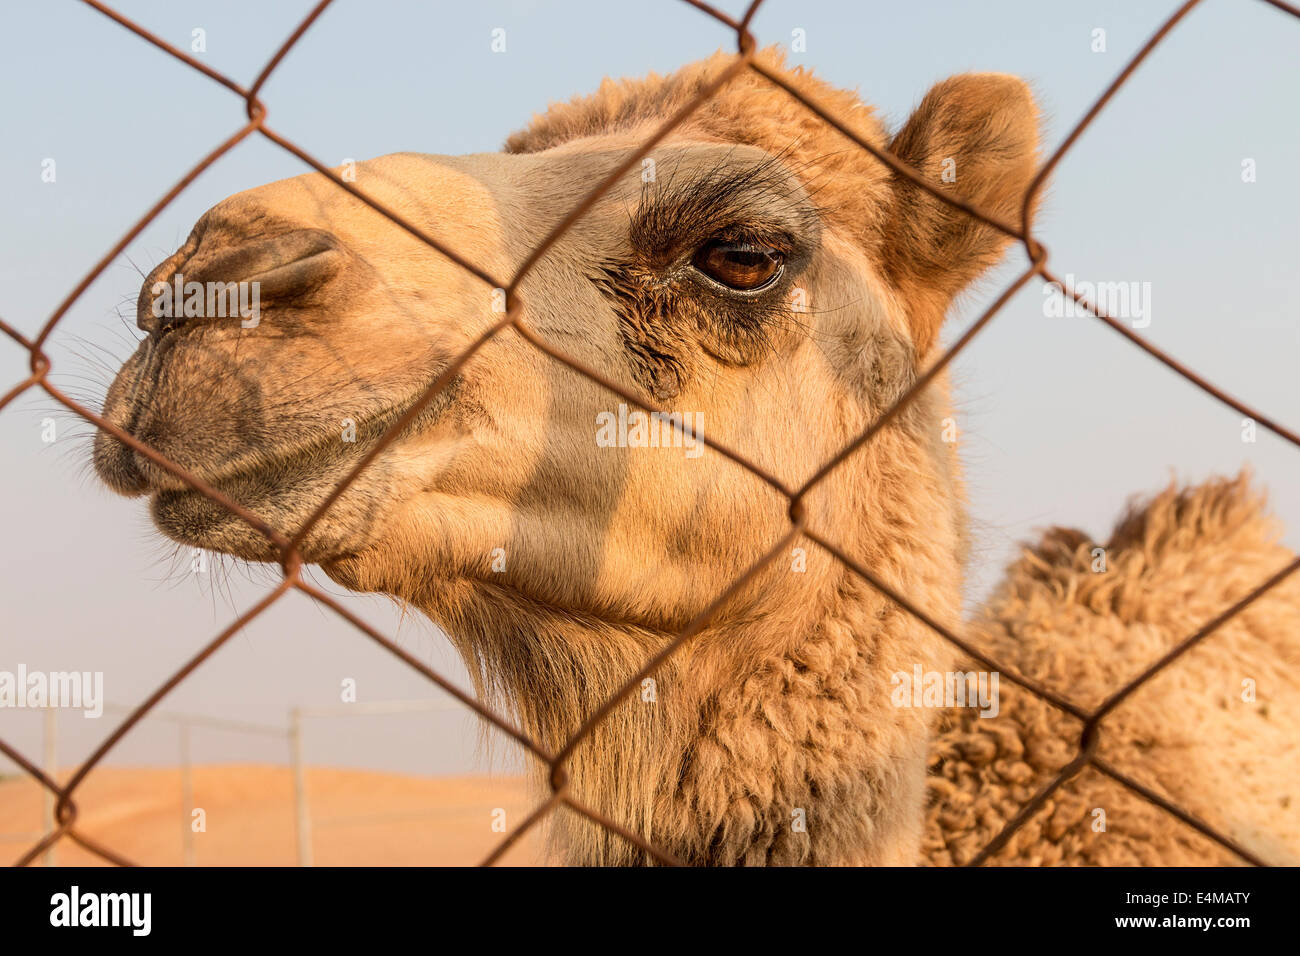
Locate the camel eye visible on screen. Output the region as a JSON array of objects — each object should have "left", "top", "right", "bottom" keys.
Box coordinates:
[{"left": 691, "top": 240, "right": 784, "bottom": 292}]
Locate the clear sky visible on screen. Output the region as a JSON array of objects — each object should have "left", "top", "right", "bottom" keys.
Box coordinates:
[{"left": 2, "top": 0, "right": 1297, "bottom": 776}]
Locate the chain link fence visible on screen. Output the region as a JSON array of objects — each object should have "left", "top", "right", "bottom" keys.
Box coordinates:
[{"left": 2, "top": 0, "right": 1298, "bottom": 867}]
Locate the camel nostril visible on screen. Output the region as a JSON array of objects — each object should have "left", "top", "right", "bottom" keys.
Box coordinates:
[
  {"left": 137, "top": 227, "right": 345, "bottom": 337},
  {"left": 240, "top": 245, "right": 345, "bottom": 302}
]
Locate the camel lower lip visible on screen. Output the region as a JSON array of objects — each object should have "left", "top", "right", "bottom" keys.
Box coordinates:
[{"left": 148, "top": 484, "right": 286, "bottom": 560}]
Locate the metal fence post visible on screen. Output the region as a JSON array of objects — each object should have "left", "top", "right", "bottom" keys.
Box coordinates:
[
  {"left": 179, "top": 720, "right": 194, "bottom": 866},
  {"left": 42, "top": 705, "right": 56, "bottom": 867},
  {"left": 290, "top": 707, "right": 312, "bottom": 867}
]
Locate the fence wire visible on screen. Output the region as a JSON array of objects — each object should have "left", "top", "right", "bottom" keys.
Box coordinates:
[{"left": 3, "top": 0, "right": 1299, "bottom": 868}]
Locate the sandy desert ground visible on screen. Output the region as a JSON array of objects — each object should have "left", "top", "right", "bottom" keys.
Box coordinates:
[{"left": 0, "top": 765, "right": 545, "bottom": 866}]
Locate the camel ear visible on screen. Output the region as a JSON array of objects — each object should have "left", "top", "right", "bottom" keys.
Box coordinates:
[{"left": 882, "top": 73, "right": 1040, "bottom": 354}]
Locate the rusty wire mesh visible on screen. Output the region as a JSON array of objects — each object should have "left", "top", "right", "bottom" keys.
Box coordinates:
[{"left": 3, "top": 0, "right": 1299, "bottom": 868}]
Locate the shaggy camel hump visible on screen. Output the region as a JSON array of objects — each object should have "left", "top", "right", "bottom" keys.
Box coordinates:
[{"left": 926, "top": 473, "right": 1300, "bottom": 866}]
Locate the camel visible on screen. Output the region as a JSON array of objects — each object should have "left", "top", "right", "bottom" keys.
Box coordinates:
[{"left": 91, "top": 49, "right": 1299, "bottom": 866}]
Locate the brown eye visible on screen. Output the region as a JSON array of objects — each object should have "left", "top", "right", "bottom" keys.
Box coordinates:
[{"left": 691, "top": 240, "right": 784, "bottom": 291}]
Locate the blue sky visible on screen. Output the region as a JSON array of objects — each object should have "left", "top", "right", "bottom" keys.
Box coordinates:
[{"left": 1, "top": 0, "right": 1297, "bottom": 776}]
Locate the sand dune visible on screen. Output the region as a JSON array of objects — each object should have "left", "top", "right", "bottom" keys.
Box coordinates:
[{"left": 0, "top": 765, "right": 546, "bottom": 866}]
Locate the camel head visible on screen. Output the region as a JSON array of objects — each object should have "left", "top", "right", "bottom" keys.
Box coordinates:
[{"left": 94, "top": 50, "right": 1040, "bottom": 865}]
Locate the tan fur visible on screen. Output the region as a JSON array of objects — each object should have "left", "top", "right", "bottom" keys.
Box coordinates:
[{"left": 91, "top": 49, "right": 1296, "bottom": 865}]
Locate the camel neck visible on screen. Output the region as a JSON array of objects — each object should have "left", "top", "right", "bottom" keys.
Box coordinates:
[{"left": 445, "top": 571, "right": 943, "bottom": 866}]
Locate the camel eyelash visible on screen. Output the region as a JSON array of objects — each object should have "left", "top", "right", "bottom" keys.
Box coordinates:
[{"left": 628, "top": 154, "right": 822, "bottom": 269}]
